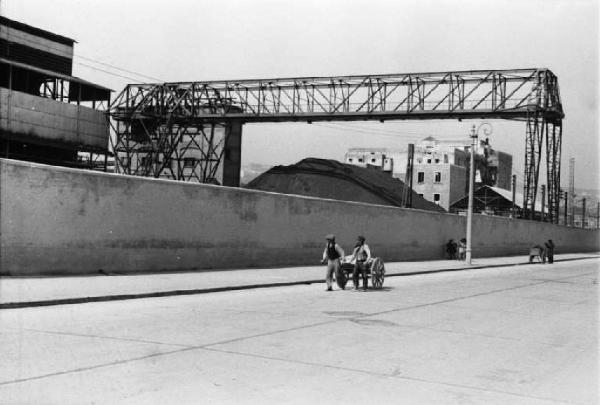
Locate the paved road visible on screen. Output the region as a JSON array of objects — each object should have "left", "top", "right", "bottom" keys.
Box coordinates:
[{"left": 1, "top": 259, "right": 598, "bottom": 404}]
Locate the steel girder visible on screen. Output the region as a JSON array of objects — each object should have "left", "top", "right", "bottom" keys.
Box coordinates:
[
  {"left": 109, "top": 68, "right": 564, "bottom": 212},
  {"left": 110, "top": 69, "right": 563, "bottom": 123}
]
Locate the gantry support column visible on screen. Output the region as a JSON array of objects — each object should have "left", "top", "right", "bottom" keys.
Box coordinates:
[
  {"left": 523, "top": 111, "right": 545, "bottom": 220},
  {"left": 523, "top": 115, "right": 563, "bottom": 222},
  {"left": 546, "top": 121, "right": 562, "bottom": 223},
  {"left": 222, "top": 120, "right": 244, "bottom": 187}
]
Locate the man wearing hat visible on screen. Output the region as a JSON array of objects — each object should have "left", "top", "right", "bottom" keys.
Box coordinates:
[
  {"left": 321, "top": 234, "right": 345, "bottom": 291},
  {"left": 351, "top": 235, "right": 371, "bottom": 290}
]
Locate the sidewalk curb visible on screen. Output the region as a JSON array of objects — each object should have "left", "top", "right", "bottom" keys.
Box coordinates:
[
  {"left": 1, "top": 256, "right": 597, "bottom": 309},
  {"left": 386, "top": 255, "right": 596, "bottom": 278}
]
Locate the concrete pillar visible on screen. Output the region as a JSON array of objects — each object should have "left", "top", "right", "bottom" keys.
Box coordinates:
[{"left": 222, "top": 120, "right": 243, "bottom": 187}]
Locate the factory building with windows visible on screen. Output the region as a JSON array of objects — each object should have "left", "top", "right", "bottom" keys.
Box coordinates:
[{"left": 344, "top": 136, "right": 512, "bottom": 211}]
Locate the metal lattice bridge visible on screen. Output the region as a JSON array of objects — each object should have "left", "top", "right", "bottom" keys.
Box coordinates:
[{"left": 108, "top": 68, "right": 564, "bottom": 222}]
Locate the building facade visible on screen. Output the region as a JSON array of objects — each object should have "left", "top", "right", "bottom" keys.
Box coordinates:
[
  {"left": 344, "top": 148, "right": 394, "bottom": 172},
  {"left": 344, "top": 136, "right": 512, "bottom": 211},
  {"left": 410, "top": 163, "right": 467, "bottom": 210}
]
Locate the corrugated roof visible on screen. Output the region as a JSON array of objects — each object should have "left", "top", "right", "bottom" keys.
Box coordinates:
[
  {"left": 0, "top": 57, "right": 112, "bottom": 92},
  {"left": 450, "top": 185, "right": 543, "bottom": 212},
  {"left": 489, "top": 186, "right": 543, "bottom": 212}
]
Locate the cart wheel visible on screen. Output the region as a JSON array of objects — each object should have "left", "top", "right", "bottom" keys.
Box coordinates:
[
  {"left": 335, "top": 266, "right": 348, "bottom": 289},
  {"left": 371, "top": 258, "right": 385, "bottom": 289}
]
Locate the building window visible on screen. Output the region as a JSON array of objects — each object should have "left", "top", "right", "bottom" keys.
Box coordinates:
[
  {"left": 183, "top": 157, "right": 196, "bottom": 167},
  {"left": 444, "top": 154, "right": 448, "bottom": 163},
  {"left": 371, "top": 158, "right": 376, "bottom": 163},
  {"left": 417, "top": 158, "right": 422, "bottom": 164},
  {"left": 417, "top": 172, "right": 425, "bottom": 183},
  {"left": 358, "top": 158, "right": 363, "bottom": 163},
  {"left": 140, "top": 156, "right": 149, "bottom": 166},
  {"left": 427, "top": 159, "right": 432, "bottom": 164},
  {"left": 435, "top": 158, "right": 440, "bottom": 164},
  {"left": 418, "top": 193, "right": 424, "bottom": 197},
  {"left": 433, "top": 194, "right": 441, "bottom": 205},
  {"left": 434, "top": 172, "right": 441, "bottom": 183},
  {"left": 348, "top": 158, "right": 353, "bottom": 162}
]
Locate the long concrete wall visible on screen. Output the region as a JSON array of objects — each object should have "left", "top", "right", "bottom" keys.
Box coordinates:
[{"left": 0, "top": 159, "right": 598, "bottom": 276}]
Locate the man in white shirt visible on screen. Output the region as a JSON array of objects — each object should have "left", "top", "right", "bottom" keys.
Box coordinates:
[{"left": 351, "top": 235, "right": 371, "bottom": 291}]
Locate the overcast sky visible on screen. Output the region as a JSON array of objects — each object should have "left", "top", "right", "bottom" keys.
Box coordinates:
[{"left": 2, "top": 0, "right": 598, "bottom": 191}]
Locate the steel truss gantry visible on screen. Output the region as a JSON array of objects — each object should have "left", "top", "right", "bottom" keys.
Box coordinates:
[{"left": 109, "top": 68, "right": 564, "bottom": 221}]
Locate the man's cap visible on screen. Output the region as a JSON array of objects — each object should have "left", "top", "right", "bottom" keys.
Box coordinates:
[
  {"left": 325, "top": 234, "right": 335, "bottom": 240},
  {"left": 357, "top": 235, "right": 365, "bottom": 242}
]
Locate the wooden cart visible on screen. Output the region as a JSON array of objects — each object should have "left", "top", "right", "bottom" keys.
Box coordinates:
[
  {"left": 528, "top": 246, "right": 546, "bottom": 263},
  {"left": 335, "top": 257, "right": 385, "bottom": 290}
]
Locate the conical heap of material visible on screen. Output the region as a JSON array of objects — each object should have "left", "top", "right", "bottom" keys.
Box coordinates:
[{"left": 245, "top": 158, "right": 445, "bottom": 212}]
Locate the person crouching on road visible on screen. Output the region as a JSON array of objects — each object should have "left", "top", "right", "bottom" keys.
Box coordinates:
[
  {"left": 351, "top": 235, "right": 371, "bottom": 291},
  {"left": 322, "top": 234, "right": 345, "bottom": 291}
]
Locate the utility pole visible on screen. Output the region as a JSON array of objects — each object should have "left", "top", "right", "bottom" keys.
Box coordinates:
[
  {"left": 402, "top": 143, "right": 414, "bottom": 208},
  {"left": 465, "top": 123, "right": 491, "bottom": 265},
  {"left": 563, "top": 192, "right": 568, "bottom": 226},
  {"left": 597, "top": 202, "right": 599, "bottom": 229},
  {"left": 582, "top": 198, "right": 586, "bottom": 229},
  {"left": 540, "top": 185, "right": 546, "bottom": 222},
  {"left": 511, "top": 174, "right": 516, "bottom": 218},
  {"left": 569, "top": 158, "right": 575, "bottom": 226},
  {"left": 466, "top": 127, "right": 477, "bottom": 265}
]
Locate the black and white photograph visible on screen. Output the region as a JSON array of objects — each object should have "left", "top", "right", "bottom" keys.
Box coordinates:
[{"left": 0, "top": 0, "right": 598, "bottom": 403}]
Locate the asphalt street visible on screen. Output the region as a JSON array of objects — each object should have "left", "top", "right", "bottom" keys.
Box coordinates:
[{"left": 0, "top": 258, "right": 598, "bottom": 404}]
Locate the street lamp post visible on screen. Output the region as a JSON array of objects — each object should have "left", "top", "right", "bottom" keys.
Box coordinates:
[{"left": 466, "top": 123, "right": 492, "bottom": 265}]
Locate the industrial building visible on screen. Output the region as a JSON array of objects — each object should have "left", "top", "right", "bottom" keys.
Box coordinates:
[
  {"left": 344, "top": 136, "right": 512, "bottom": 211},
  {"left": 449, "top": 185, "right": 541, "bottom": 218},
  {"left": 0, "top": 16, "right": 110, "bottom": 168}
]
